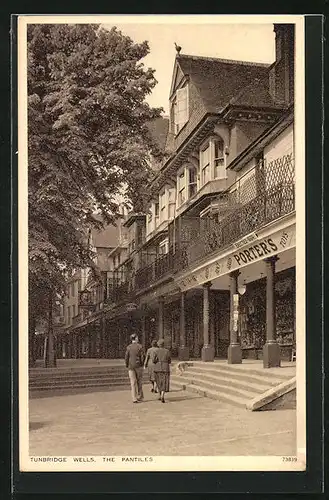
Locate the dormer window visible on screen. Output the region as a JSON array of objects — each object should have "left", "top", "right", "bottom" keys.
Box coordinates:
[{"left": 170, "top": 85, "right": 189, "bottom": 135}]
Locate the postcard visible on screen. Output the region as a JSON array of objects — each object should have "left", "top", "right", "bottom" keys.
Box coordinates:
[{"left": 17, "top": 14, "right": 306, "bottom": 473}]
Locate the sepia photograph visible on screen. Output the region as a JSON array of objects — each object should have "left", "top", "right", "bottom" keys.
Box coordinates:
[{"left": 17, "top": 14, "right": 306, "bottom": 472}]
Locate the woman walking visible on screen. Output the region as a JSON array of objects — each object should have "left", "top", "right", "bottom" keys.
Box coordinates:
[
  {"left": 144, "top": 339, "right": 158, "bottom": 393},
  {"left": 153, "top": 339, "right": 171, "bottom": 403}
]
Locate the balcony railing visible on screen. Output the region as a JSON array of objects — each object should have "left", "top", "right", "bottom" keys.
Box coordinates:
[
  {"left": 176, "top": 154, "right": 295, "bottom": 270},
  {"left": 107, "top": 153, "right": 295, "bottom": 301},
  {"left": 134, "top": 249, "right": 174, "bottom": 291}
]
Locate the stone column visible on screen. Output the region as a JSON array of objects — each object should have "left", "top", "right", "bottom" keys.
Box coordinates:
[
  {"left": 228, "top": 270, "right": 242, "bottom": 364},
  {"left": 263, "top": 256, "right": 281, "bottom": 368},
  {"left": 158, "top": 297, "right": 164, "bottom": 340},
  {"left": 201, "top": 282, "right": 215, "bottom": 361},
  {"left": 178, "top": 291, "right": 189, "bottom": 360}
]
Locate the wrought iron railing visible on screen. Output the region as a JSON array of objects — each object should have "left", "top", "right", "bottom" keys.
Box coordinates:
[
  {"left": 134, "top": 249, "right": 174, "bottom": 291},
  {"left": 176, "top": 153, "right": 295, "bottom": 270},
  {"left": 107, "top": 153, "right": 295, "bottom": 300}
]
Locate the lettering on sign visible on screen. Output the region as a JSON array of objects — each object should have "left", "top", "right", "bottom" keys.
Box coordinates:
[
  {"left": 176, "top": 226, "right": 295, "bottom": 292},
  {"left": 233, "top": 232, "right": 258, "bottom": 249},
  {"left": 233, "top": 238, "right": 278, "bottom": 266},
  {"left": 280, "top": 231, "right": 289, "bottom": 248},
  {"left": 215, "top": 262, "right": 222, "bottom": 274}
]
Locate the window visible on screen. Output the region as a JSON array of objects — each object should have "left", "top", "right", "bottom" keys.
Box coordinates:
[
  {"left": 155, "top": 202, "right": 159, "bottom": 218},
  {"left": 188, "top": 167, "right": 198, "bottom": 198},
  {"left": 214, "top": 140, "right": 225, "bottom": 178},
  {"left": 159, "top": 239, "right": 169, "bottom": 255},
  {"left": 71, "top": 282, "right": 75, "bottom": 298},
  {"left": 136, "top": 224, "right": 143, "bottom": 246},
  {"left": 72, "top": 304, "right": 76, "bottom": 318},
  {"left": 160, "top": 191, "right": 166, "bottom": 221},
  {"left": 171, "top": 85, "right": 189, "bottom": 134},
  {"left": 67, "top": 306, "right": 71, "bottom": 324},
  {"left": 201, "top": 146, "right": 210, "bottom": 184},
  {"left": 177, "top": 171, "right": 186, "bottom": 205}
]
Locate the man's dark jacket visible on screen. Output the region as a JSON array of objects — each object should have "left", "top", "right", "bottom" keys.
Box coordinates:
[{"left": 125, "top": 342, "right": 145, "bottom": 369}]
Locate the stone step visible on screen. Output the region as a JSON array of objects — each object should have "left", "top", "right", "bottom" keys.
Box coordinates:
[
  {"left": 29, "top": 372, "right": 131, "bottom": 383},
  {"left": 178, "top": 369, "right": 268, "bottom": 394},
  {"left": 29, "top": 367, "right": 127, "bottom": 377},
  {"left": 190, "top": 361, "right": 292, "bottom": 381},
  {"left": 29, "top": 380, "right": 132, "bottom": 391},
  {"left": 172, "top": 373, "right": 259, "bottom": 400},
  {"left": 184, "top": 366, "right": 283, "bottom": 389},
  {"left": 172, "top": 379, "right": 248, "bottom": 408}
]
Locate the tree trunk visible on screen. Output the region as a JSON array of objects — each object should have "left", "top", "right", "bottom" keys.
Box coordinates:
[
  {"left": 45, "top": 290, "right": 56, "bottom": 368},
  {"left": 28, "top": 316, "right": 36, "bottom": 368}
]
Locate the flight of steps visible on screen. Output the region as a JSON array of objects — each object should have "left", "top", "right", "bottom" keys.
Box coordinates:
[
  {"left": 170, "top": 361, "right": 295, "bottom": 410},
  {"left": 29, "top": 363, "right": 142, "bottom": 395}
]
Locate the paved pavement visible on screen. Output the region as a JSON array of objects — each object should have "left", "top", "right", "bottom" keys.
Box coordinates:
[{"left": 29, "top": 387, "right": 296, "bottom": 457}]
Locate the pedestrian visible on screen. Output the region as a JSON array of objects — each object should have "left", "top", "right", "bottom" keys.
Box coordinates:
[
  {"left": 125, "top": 334, "right": 145, "bottom": 404},
  {"left": 144, "top": 339, "right": 158, "bottom": 393},
  {"left": 153, "top": 338, "right": 171, "bottom": 403}
]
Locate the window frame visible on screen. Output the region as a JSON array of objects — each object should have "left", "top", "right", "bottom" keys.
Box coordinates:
[
  {"left": 177, "top": 170, "right": 186, "bottom": 206},
  {"left": 200, "top": 144, "right": 211, "bottom": 185},
  {"left": 170, "top": 83, "right": 189, "bottom": 135}
]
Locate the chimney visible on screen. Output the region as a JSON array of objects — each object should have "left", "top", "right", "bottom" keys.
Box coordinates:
[{"left": 269, "top": 24, "right": 295, "bottom": 106}]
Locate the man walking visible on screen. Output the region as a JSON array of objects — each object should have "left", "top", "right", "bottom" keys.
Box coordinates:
[{"left": 125, "top": 334, "right": 145, "bottom": 403}]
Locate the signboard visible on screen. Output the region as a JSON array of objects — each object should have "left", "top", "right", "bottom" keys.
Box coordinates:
[
  {"left": 233, "top": 232, "right": 258, "bottom": 249},
  {"left": 177, "top": 223, "right": 295, "bottom": 292}
]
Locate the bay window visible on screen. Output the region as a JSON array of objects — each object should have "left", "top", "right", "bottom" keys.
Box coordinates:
[
  {"left": 214, "top": 139, "right": 225, "bottom": 178},
  {"left": 201, "top": 145, "right": 211, "bottom": 185},
  {"left": 177, "top": 171, "right": 186, "bottom": 205},
  {"left": 188, "top": 167, "right": 198, "bottom": 198}
]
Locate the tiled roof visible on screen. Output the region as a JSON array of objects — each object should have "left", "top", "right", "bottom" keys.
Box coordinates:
[
  {"left": 228, "top": 73, "right": 282, "bottom": 109},
  {"left": 177, "top": 54, "right": 271, "bottom": 113}
]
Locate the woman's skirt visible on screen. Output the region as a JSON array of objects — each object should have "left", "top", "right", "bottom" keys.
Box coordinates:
[
  {"left": 154, "top": 371, "right": 170, "bottom": 392},
  {"left": 148, "top": 365, "right": 156, "bottom": 382}
]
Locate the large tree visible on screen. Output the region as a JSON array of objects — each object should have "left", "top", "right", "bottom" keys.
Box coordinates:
[{"left": 27, "top": 24, "right": 162, "bottom": 365}]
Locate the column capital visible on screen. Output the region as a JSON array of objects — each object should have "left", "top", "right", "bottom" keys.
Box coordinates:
[
  {"left": 229, "top": 270, "right": 241, "bottom": 278},
  {"left": 264, "top": 255, "right": 279, "bottom": 264},
  {"left": 203, "top": 281, "right": 212, "bottom": 289}
]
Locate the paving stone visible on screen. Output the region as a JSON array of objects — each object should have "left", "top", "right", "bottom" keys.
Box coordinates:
[{"left": 29, "top": 388, "right": 296, "bottom": 457}]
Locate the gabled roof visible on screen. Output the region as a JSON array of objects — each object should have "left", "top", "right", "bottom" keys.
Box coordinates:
[{"left": 175, "top": 54, "right": 271, "bottom": 114}]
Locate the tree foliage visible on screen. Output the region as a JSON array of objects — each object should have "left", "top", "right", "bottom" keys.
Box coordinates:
[{"left": 27, "top": 23, "right": 162, "bottom": 307}]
